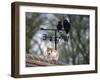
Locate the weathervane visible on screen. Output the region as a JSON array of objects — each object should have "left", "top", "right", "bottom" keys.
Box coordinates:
[{"left": 40, "top": 19, "right": 71, "bottom": 50}]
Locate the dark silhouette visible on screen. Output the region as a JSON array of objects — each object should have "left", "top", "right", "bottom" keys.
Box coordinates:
[
  {"left": 63, "top": 19, "right": 71, "bottom": 34},
  {"left": 57, "top": 21, "right": 62, "bottom": 31}
]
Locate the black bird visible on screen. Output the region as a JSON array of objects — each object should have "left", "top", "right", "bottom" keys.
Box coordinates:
[
  {"left": 63, "top": 19, "right": 71, "bottom": 34},
  {"left": 57, "top": 21, "right": 62, "bottom": 32}
]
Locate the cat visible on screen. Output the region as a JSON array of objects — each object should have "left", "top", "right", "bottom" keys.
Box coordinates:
[{"left": 45, "top": 48, "right": 59, "bottom": 63}]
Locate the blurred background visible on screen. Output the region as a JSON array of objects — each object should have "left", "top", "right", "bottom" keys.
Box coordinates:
[{"left": 26, "top": 12, "right": 90, "bottom": 66}]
